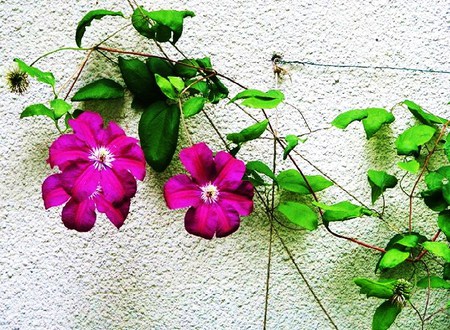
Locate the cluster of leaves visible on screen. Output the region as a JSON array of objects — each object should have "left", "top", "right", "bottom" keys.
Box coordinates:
[{"left": 333, "top": 100, "right": 450, "bottom": 329}]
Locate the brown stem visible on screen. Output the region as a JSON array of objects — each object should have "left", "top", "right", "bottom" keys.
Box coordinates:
[{"left": 64, "top": 49, "right": 93, "bottom": 101}]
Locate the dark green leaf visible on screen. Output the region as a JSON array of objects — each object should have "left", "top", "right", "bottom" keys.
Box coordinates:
[
  {"left": 372, "top": 301, "right": 402, "bottom": 330},
  {"left": 139, "top": 101, "right": 180, "bottom": 172},
  {"left": 353, "top": 278, "right": 396, "bottom": 299},
  {"left": 283, "top": 135, "right": 303, "bottom": 160},
  {"left": 395, "top": 125, "right": 435, "bottom": 156},
  {"left": 182, "top": 97, "right": 205, "bottom": 118},
  {"left": 423, "top": 241, "right": 450, "bottom": 262},
  {"left": 246, "top": 161, "right": 276, "bottom": 180},
  {"left": 438, "top": 211, "right": 450, "bottom": 241},
  {"left": 196, "top": 57, "right": 213, "bottom": 69},
  {"left": 155, "top": 74, "right": 178, "bottom": 100},
  {"left": 20, "top": 104, "right": 54, "bottom": 120},
  {"left": 146, "top": 57, "right": 174, "bottom": 77},
  {"left": 379, "top": 248, "right": 409, "bottom": 270},
  {"left": 397, "top": 160, "right": 420, "bottom": 174},
  {"left": 367, "top": 170, "right": 398, "bottom": 204},
  {"left": 444, "top": 263, "right": 450, "bottom": 280},
  {"left": 208, "top": 76, "right": 229, "bottom": 103},
  {"left": 71, "top": 78, "right": 124, "bottom": 101},
  {"left": 229, "top": 89, "right": 285, "bottom": 109},
  {"left": 277, "top": 202, "right": 318, "bottom": 230},
  {"left": 118, "top": 57, "right": 161, "bottom": 104},
  {"left": 186, "top": 79, "right": 209, "bottom": 97},
  {"left": 14, "top": 58, "right": 55, "bottom": 88},
  {"left": 416, "top": 276, "right": 450, "bottom": 289},
  {"left": 277, "top": 169, "right": 332, "bottom": 194},
  {"left": 444, "top": 133, "right": 450, "bottom": 162},
  {"left": 174, "top": 59, "right": 199, "bottom": 78},
  {"left": 403, "top": 100, "right": 447, "bottom": 125},
  {"left": 226, "top": 120, "right": 268, "bottom": 144},
  {"left": 313, "top": 201, "right": 373, "bottom": 222},
  {"left": 50, "top": 99, "right": 71, "bottom": 120},
  {"left": 332, "top": 108, "right": 394, "bottom": 139},
  {"left": 75, "top": 9, "right": 123, "bottom": 47},
  {"left": 132, "top": 7, "right": 195, "bottom": 43}
]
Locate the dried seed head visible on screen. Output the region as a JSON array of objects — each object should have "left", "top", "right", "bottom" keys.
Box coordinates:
[{"left": 6, "top": 66, "right": 29, "bottom": 94}]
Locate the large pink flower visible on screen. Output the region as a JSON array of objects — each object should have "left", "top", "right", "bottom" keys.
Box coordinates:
[
  {"left": 164, "top": 143, "right": 254, "bottom": 239},
  {"left": 42, "top": 112, "right": 146, "bottom": 231}
]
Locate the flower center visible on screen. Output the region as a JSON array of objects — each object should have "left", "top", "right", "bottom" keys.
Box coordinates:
[
  {"left": 89, "top": 146, "right": 115, "bottom": 171},
  {"left": 200, "top": 183, "right": 220, "bottom": 204}
]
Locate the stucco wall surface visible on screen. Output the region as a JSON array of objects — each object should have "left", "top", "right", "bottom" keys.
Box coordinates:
[{"left": 0, "top": 0, "right": 449, "bottom": 329}]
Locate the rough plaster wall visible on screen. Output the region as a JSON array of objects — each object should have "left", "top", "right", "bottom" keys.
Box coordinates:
[{"left": 0, "top": 0, "right": 449, "bottom": 329}]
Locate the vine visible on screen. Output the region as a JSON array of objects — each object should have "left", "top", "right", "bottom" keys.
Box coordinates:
[{"left": 8, "top": 1, "right": 450, "bottom": 329}]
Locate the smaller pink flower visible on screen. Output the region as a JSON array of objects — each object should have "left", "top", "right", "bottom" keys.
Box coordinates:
[
  {"left": 164, "top": 143, "right": 254, "bottom": 239},
  {"left": 42, "top": 112, "right": 146, "bottom": 231}
]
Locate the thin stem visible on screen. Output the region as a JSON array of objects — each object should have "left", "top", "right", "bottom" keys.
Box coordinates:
[
  {"left": 179, "top": 98, "right": 193, "bottom": 146},
  {"left": 30, "top": 47, "right": 90, "bottom": 66},
  {"left": 263, "top": 222, "right": 273, "bottom": 329},
  {"left": 64, "top": 49, "right": 93, "bottom": 101},
  {"left": 95, "top": 23, "right": 132, "bottom": 47},
  {"left": 420, "top": 260, "right": 431, "bottom": 321},
  {"left": 409, "top": 300, "right": 425, "bottom": 330}
]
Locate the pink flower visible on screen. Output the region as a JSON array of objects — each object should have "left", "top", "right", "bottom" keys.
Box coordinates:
[
  {"left": 164, "top": 143, "right": 254, "bottom": 239},
  {"left": 42, "top": 112, "right": 146, "bottom": 231}
]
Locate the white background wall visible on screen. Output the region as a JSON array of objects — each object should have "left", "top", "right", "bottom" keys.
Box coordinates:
[{"left": 1, "top": 0, "right": 449, "bottom": 329}]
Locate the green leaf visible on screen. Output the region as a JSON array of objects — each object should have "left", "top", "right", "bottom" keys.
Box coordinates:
[
  {"left": 283, "top": 135, "right": 303, "bottom": 160},
  {"left": 403, "top": 100, "right": 447, "bottom": 125},
  {"left": 139, "top": 101, "right": 180, "bottom": 172},
  {"left": 75, "top": 9, "right": 123, "bottom": 47},
  {"left": 372, "top": 300, "right": 402, "bottom": 330},
  {"left": 20, "top": 104, "right": 54, "bottom": 120},
  {"left": 277, "top": 202, "right": 318, "bottom": 230},
  {"left": 71, "top": 78, "right": 124, "bottom": 101},
  {"left": 353, "top": 278, "right": 396, "bottom": 299},
  {"left": 226, "top": 120, "right": 268, "bottom": 144},
  {"left": 417, "top": 276, "right": 450, "bottom": 289},
  {"left": 118, "top": 57, "right": 161, "bottom": 104},
  {"left": 423, "top": 241, "right": 450, "bottom": 262},
  {"left": 438, "top": 211, "right": 450, "bottom": 241},
  {"left": 277, "top": 169, "right": 333, "bottom": 194},
  {"left": 444, "top": 263, "right": 450, "bottom": 280},
  {"left": 367, "top": 170, "right": 398, "bottom": 204},
  {"left": 208, "top": 76, "right": 229, "bottom": 103},
  {"left": 332, "top": 108, "right": 394, "bottom": 139},
  {"left": 131, "top": 7, "right": 195, "bottom": 43},
  {"left": 146, "top": 58, "right": 174, "bottom": 77},
  {"left": 397, "top": 160, "right": 420, "bottom": 174},
  {"left": 362, "top": 108, "right": 395, "bottom": 139},
  {"left": 379, "top": 248, "right": 409, "bottom": 270},
  {"left": 182, "top": 97, "right": 205, "bottom": 118},
  {"left": 444, "top": 134, "right": 450, "bottom": 162},
  {"left": 395, "top": 235, "right": 419, "bottom": 248},
  {"left": 174, "top": 59, "right": 199, "bottom": 78},
  {"left": 246, "top": 161, "right": 276, "bottom": 180},
  {"left": 14, "top": 58, "right": 55, "bottom": 88},
  {"left": 395, "top": 125, "right": 436, "bottom": 156},
  {"left": 50, "top": 99, "right": 72, "bottom": 120},
  {"left": 168, "top": 76, "right": 185, "bottom": 93},
  {"left": 229, "top": 89, "right": 285, "bottom": 109},
  {"left": 186, "top": 79, "right": 209, "bottom": 97},
  {"left": 155, "top": 74, "right": 178, "bottom": 100},
  {"left": 313, "top": 201, "right": 373, "bottom": 222}
]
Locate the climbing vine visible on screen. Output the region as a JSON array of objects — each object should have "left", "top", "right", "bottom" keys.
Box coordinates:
[{"left": 8, "top": 1, "right": 450, "bottom": 329}]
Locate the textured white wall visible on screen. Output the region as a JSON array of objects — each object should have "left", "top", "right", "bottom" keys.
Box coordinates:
[{"left": 1, "top": 0, "right": 449, "bottom": 329}]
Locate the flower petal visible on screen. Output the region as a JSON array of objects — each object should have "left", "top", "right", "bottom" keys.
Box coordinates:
[
  {"left": 219, "top": 181, "right": 254, "bottom": 216},
  {"left": 101, "top": 169, "right": 137, "bottom": 203},
  {"left": 68, "top": 112, "right": 104, "bottom": 148},
  {"left": 47, "top": 134, "right": 90, "bottom": 170},
  {"left": 213, "top": 151, "right": 246, "bottom": 188},
  {"left": 42, "top": 174, "right": 70, "bottom": 209},
  {"left": 184, "top": 204, "right": 217, "bottom": 239},
  {"left": 61, "top": 198, "right": 96, "bottom": 232},
  {"left": 180, "top": 142, "right": 215, "bottom": 184},
  {"left": 61, "top": 163, "right": 100, "bottom": 200},
  {"left": 95, "top": 194, "right": 130, "bottom": 229},
  {"left": 99, "top": 120, "right": 126, "bottom": 145},
  {"left": 214, "top": 204, "right": 241, "bottom": 238},
  {"left": 110, "top": 140, "right": 146, "bottom": 181},
  {"left": 164, "top": 174, "right": 201, "bottom": 209}
]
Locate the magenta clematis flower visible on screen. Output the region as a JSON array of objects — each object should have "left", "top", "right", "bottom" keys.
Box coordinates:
[
  {"left": 42, "top": 112, "right": 146, "bottom": 231},
  {"left": 164, "top": 143, "right": 254, "bottom": 239}
]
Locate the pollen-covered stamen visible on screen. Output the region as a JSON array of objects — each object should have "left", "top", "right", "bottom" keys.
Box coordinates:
[
  {"left": 89, "top": 146, "right": 115, "bottom": 171},
  {"left": 200, "top": 183, "right": 220, "bottom": 203}
]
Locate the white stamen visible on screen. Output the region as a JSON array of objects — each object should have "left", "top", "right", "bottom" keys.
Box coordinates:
[
  {"left": 200, "top": 183, "right": 220, "bottom": 204},
  {"left": 89, "top": 146, "right": 115, "bottom": 171},
  {"left": 89, "top": 186, "right": 102, "bottom": 199}
]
